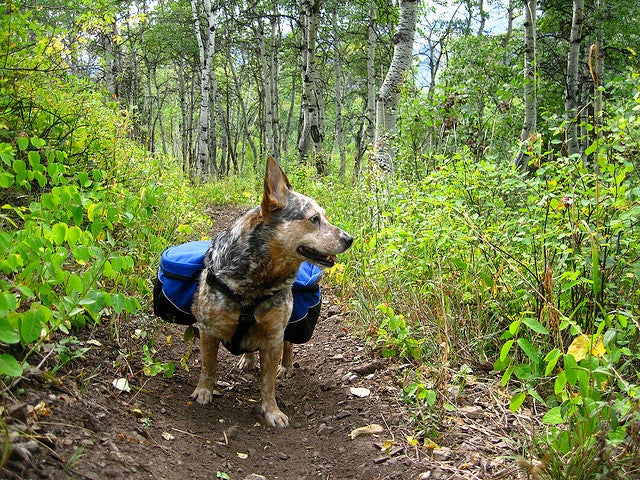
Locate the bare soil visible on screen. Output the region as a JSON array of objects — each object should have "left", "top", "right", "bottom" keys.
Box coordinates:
[{"left": 2, "top": 206, "right": 531, "bottom": 480}]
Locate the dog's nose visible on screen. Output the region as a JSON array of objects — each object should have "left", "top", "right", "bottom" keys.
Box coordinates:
[{"left": 342, "top": 232, "right": 354, "bottom": 249}]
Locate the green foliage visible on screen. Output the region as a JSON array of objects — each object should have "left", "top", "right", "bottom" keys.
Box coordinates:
[{"left": 326, "top": 68, "right": 640, "bottom": 475}]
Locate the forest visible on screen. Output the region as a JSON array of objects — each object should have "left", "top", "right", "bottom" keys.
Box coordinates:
[{"left": 2, "top": 0, "right": 640, "bottom": 478}]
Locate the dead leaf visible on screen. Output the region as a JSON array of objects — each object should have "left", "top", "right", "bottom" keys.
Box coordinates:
[
  {"left": 112, "top": 378, "right": 131, "bottom": 392},
  {"left": 162, "top": 432, "right": 175, "bottom": 441},
  {"left": 567, "top": 334, "right": 605, "bottom": 362},
  {"left": 459, "top": 405, "right": 484, "bottom": 418},
  {"left": 423, "top": 438, "right": 440, "bottom": 449},
  {"left": 349, "top": 424, "right": 384, "bottom": 439}
]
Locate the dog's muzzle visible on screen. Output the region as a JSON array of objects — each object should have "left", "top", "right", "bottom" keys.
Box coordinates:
[{"left": 297, "top": 232, "right": 353, "bottom": 268}]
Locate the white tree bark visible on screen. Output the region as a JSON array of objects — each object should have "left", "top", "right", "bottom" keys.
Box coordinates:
[
  {"left": 332, "top": 9, "right": 346, "bottom": 176},
  {"left": 366, "top": 3, "right": 377, "bottom": 150},
  {"left": 373, "top": 0, "right": 419, "bottom": 172},
  {"left": 190, "top": 0, "right": 216, "bottom": 178},
  {"left": 298, "top": 0, "right": 324, "bottom": 170},
  {"left": 565, "top": 0, "right": 584, "bottom": 158},
  {"left": 515, "top": 0, "right": 537, "bottom": 171}
]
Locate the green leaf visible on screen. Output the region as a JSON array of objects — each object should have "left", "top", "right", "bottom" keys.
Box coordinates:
[
  {"left": 554, "top": 370, "right": 567, "bottom": 395},
  {"left": 0, "top": 317, "right": 21, "bottom": 344},
  {"left": 0, "top": 292, "right": 17, "bottom": 317},
  {"left": 499, "top": 339, "right": 514, "bottom": 362},
  {"left": 522, "top": 317, "right": 549, "bottom": 335},
  {"left": 28, "top": 150, "right": 41, "bottom": 167},
  {"left": 542, "top": 406, "right": 564, "bottom": 425},
  {"left": 544, "top": 348, "right": 562, "bottom": 376},
  {"left": 584, "top": 141, "right": 598, "bottom": 156},
  {"left": 517, "top": 338, "right": 540, "bottom": 363},
  {"left": 0, "top": 354, "right": 23, "bottom": 377},
  {"left": 52, "top": 223, "right": 68, "bottom": 246},
  {"left": 564, "top": 354, "right": 579, "bottom": 386},
  {"left": 20, "top": 307, "right": 48, "bottom": 343},
  {"left": 110, "top": 294, "right": 125, "bottom": 314},
  {"left": 66, "top": 274, "right": 84, "bottom": 296},
  {"left": 0, "top": 172, "right": 14, "bottom": 188},
  {"left": 509, "top": 391, "right": 526, "bottom": 412},
  {"left": 16, "top": 137, "right": 29, "bottom": 151}
]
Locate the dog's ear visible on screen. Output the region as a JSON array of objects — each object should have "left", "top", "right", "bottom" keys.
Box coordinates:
[{"left": 261, "top": 156, "right": 292, "bottom": 216}]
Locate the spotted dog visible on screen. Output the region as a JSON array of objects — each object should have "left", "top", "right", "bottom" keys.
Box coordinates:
[{"left": 190, "top": 157, "right": 353, "bottom": 427}]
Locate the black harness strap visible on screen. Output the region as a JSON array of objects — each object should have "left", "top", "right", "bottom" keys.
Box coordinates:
[{"left": 205, "top": 269, "right": 278, "bottom": 355}]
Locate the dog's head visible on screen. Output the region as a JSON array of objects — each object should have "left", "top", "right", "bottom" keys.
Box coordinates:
[{"left": 260, "top": 157, "right": 353, "bottom": 268}]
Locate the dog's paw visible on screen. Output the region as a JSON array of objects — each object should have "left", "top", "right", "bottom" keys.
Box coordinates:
[
  {"left": 277, "top": 365, "right": 293, "bottom": 379},
  {"left": 190, "top": 387, "right": 221, "bottom": 405},
  {"left": 262, "top": 407, "right": 289, "bottom": 428},
  {"left": 238, "top": 353, "right": 256, "bottom": 371}
]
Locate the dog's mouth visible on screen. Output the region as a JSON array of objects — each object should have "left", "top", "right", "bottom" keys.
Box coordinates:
[{"left": 297, "top": 246, "right": 338, "bottom": 268}]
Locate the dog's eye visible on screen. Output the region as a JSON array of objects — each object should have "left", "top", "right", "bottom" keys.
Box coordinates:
[{"left": 309, "top": 215, "right": 321, "bottom": 225}]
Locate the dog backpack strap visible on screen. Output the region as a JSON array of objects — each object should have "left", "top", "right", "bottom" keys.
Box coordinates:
[{"left": 223, "top": 306, "right": 256, "bottom": 355}]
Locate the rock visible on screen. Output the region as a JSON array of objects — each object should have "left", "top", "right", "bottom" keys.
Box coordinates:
[
  {"left": 432, "top": 447, "right": 452, "bottom": 461},
  {"left": 352, "top": 361, "right": 383, "bottom": 376}
]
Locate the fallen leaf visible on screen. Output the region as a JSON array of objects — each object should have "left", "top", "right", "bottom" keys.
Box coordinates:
[
  {"left": 349, "top": 387, "right": 370, "bottom": 398},
  {"left": 423, "top": 438, "right": 440, "bottom": 449},
  {"left": 162, "top": 432, "right": 175, "bottom": 440},
  {"left": 112, "top": 378, "right": 131, "bottom": 392},
  {"left": 349, "top": 423, "right": 384, "bottom": 439},
  {"left": 458, "top": 405, "right": 484, "bottom": 418}
]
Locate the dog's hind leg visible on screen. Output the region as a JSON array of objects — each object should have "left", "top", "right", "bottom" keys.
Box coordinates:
[
  {"left": 277, "top": 341, "right": 294, "bottom": 378},
  {"left": 238, "top": 352, "right": 257, "bottom": 371},
  {"left": 191, "top": 331, "right": 221, "bottom": 404},
  {"left": 259, "top": 343, "right": 289, "bottom": 427}
]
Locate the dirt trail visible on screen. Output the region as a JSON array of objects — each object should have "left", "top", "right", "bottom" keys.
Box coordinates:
[{"left": 2, "top": 206, "right": 528, "bottom": 480}]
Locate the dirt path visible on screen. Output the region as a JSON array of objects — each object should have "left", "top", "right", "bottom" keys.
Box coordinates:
[{"left": 2, "top": 206, "right": 528, "bottom": 480}]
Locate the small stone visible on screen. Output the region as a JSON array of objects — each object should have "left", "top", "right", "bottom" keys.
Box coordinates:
[
  {"left": 373, "top": 455, "right": 389, "bottom": 464},
  {"left": 432, "top": 447, "right": 452, "bottom": 461}
]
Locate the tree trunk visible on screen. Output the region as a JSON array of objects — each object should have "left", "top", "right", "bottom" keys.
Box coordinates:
[
  {"left": 515, "top": 0, "right": 537, "bottom": 171},
  {"left": 190, "top": 0, "right": 217, "bottom": 179},
  {"left": 502, "top": 0, "right": 515, "bottom": 64},
  {"left": 258, "top": 20, "right": 275, "bottom": 159},
  {"left": 332, "top": 9, "right": 346, "bottom": 177},
  {"left": 298, "top": 0, "right": 324, "bottom": 172},
  {"left": 270, "top": 9, "right": 281, "bottom": 160},
  {"left": 366, "top": 3, "right": 377, "bottom": 150},
  {"left": 228, "top": 52, "right": 259, "bottom": 164},
  {"left": 565, "top": 0, "right": 584, "bottom": 158},
  {"left": 373, "top": 0, "right": 419, "bottom": 173}
]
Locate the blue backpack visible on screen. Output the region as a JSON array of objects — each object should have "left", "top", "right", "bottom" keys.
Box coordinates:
[{"left": 153, "top": 241, "right": 323, "bottom": 345}]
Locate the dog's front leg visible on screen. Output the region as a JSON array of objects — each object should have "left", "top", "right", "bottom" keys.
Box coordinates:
[
  {"left": 259, "top": 343, "right": 289, "bottom": 427},
  {"left": 277, "top": 341, "right": 294, "bottom": 378},
  {"left": 191, "top": 330, "right": 221, "bottom": 404}
]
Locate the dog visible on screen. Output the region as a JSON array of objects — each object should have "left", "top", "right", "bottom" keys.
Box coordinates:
[{"left": 190, "top": 157, "right": 353, "bottom": 427}]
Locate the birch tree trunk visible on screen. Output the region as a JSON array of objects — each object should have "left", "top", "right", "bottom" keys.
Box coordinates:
[
  {"left": 177, "top": 58, "right": 191, "bottom": 172},
  {"left": 270, "top": 9, "right": 281, "bottom": 160},
  {"left": 228, "top": 53, "right": 259, "bottom": 163},
  {"left": 298, "top": 0, "right": 324, "bottom": 172},
  {"left": 366, "top": 3, "right": 377, "bottom": 150},
  {"left": 373, "top": 0, "right": 418, "bottom": 173},
  {"left": 515, "top": 0, "right": 537, "bottom": 171},
  {"left": 354, "top": 4, "right": 376, "bottom": 178},
  {"left": 332, "top": 9, "right": 346, "bottom": 176},
  {"left": 190, "top": 0, "right": 217, "bottom": 179},
  {"left": 258, "top": 20, "right": 275, "bottom": 159},
  {"left": 565, "top": 0, "right": 584, "bottom": 158}
]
